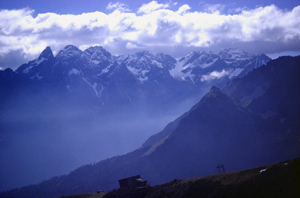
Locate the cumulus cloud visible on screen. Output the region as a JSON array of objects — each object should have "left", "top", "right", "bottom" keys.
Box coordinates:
[
  {"left": 0, "top": 2, "right": 300, "bottom": 69},
  {"left": 176, "top": 4, "right": 191, "bottom": 15},
  {"left": 138, "top": 1, "right": 169, "bottom": 13}
]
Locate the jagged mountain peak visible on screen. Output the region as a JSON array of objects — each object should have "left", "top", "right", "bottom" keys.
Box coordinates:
[
  {"left": 256, "top": 53, "right": 270, "bottom": 59},
  {"left": 63, "top": 44, "right": 81, "bottom": 51},
  {"left": 201, "top": 85, "right": 229, "bottom": 102},
  {"left": 131, "top": 50, "right": 157, "bottom": 60},
  {"left": 188, "top": 50, "right": 208, "bottom": 56},
  {"left": 38, "top": 46, "right": 54, "bottom": 60},
  {"left": 218, "top": 48, "right": 255, "bottom": 66},
  {"left": 123, "top": 51, "right": 163, "bottom": 67},
  {"left": 179, "top": 51, "right": 202, "bottom": 63},
  {"left": 57, "top": 45, "right": 82, "bottom": 56},
  {"left": 210, "top": 85, "right": 221, "bottom": 93},
  {"left": 55, "top": 45, "right": 83, "bottom": 64},
  {"left": 14, "top": 46, "right": 56, "bottom": 75},
  {"left": 117, "top": 51, "right": 153, "bottom": 64},
  {"left": 219, "top": 48, "right": 248, "bottom": 55},
  {"left": 82, "top": 46, "right": 112, "bottom": 66},
  {"left": 130, "top": 51, "right": 176, "bottom": 65},
  {"left": 179, "top": 50, "right": 218, "bottom": 65},
  {"left": 84, "top": 46, "right": 111, "bottom": 59},
  {"left": 1, "top": 68, "right": 15, "bottom": 79}
]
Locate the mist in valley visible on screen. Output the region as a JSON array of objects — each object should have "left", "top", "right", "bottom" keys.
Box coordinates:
[{"left": 0, "top": 87, "right": 208, "bottom": 192}]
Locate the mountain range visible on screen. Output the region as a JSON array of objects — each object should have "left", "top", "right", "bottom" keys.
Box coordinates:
[
  {"left": 0, "top": 45, "right": 271, "bottom": 192},
  {"left": 0, "top": 45, "right": 299, "bottom": 198},
  {"left": 5, "top": 46, "right": 270, "bottom": 107}
]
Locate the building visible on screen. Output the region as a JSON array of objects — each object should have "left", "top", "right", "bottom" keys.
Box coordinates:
[{"left": 118, "top": 175, "right": 149, "bottom": 188}]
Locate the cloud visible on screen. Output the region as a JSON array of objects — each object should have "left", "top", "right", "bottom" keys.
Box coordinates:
[
  {"left": 203, "top": 4, "right": 225, "bottom": 14},
  {"left": 0, "top": 3, "right": 300, "bottom": 69},
  {"left": 176, "top": 4, "right": 191, "bottom": 15},
  {"left": 201, "top": 69, "right": 230, "bottom": 81},
  {"left": 137, "top": 1, "right": 169, "bottom": 14},
  {"left": 106, "top": 2, "right": 130, "bottom": 12},
  {"left": 126, "top": 42, "right": 139, "bottom": 49}
]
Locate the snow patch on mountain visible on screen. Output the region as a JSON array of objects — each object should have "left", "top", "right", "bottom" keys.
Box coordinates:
[
  {"left": 92, "top": 83, "right": 103, "bottom": 98},
  {"left": 152, "top": 59, "right": 163, "bottom": 68},
  {"left": 30, "top": 73, "right": 43, "bottom": 80},
  {"left": 127, "top": 66, "right": 149, "bottom": 83},
  {"left": 218, "top": 48, "right": 254, "bottom": 66},
  {"left": 22, "top": 66, "right": 33, "bottom": 74},
  {"left": 91, "top": 60, "right": 100, "bottom": 65},
  {"left": 81, "top": 77, "right": 103, "bottom": 98},
  {"left": 68, "top": 68, "right": 80, "bottom": 76},
  {"left": 20, "top": 57, "right": 47, "bottom": 74},
  {"left": 200, "top": 58, "right": 219, "bottom": 69},
  {"left": 229, "top": 68, "right": 244, "bottom": 79},
  {"left": 35, "top": 57, "right": 46, "bottom": 66},
  {"left": 254, "top": 57, "right": 268, "bottom": 68}
]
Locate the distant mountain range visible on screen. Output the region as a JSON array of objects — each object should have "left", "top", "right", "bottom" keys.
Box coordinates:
[
  {"left": 3, "top": 45, "right": 271, "bottom": 107},
  {"left": 1, "top": 50, "right": 299, "bottom": 198}
]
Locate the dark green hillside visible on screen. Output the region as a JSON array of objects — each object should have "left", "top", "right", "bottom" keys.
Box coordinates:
[{"left": 104, "top": 158, "right": 300, "bottom": 198}]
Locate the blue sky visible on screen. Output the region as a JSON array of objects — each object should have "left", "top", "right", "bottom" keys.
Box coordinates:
[
  {"left": 1, "top": 0, "right": 299, "bottom": 14},
  {"left": 0, "top": 0, "right": 300, "bottom": 69}
]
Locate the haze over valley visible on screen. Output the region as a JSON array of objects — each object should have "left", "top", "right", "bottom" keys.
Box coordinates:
[{"left": 0, "top": 1, "right": 300, "bottom": 197}]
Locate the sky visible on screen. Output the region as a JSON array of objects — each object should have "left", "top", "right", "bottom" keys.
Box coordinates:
[{"left": 0, "top": 0, "right": 300, "bottom": 70}]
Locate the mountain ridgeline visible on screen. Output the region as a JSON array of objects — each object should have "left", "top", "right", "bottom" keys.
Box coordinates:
[
  {"left": 5, "top": 46, "right": 270, "bottom": 107},
  {"left": 0, "top": 47, "right": 299, "bottom": 197}
]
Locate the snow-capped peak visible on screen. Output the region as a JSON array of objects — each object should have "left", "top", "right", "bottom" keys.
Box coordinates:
[
  {"left": 84, "top": 46, "right": 112, "bottom": 61},
  {"left": 218, "top": 48, "right": 254, "bottom": 66},
  {"left": 80, "top": 46, "right": 113, "bottom": 66},
  {"left": 56, "top": 45, "right": 82, "bottom": 60},
  {"left": 55, "top": 45, "right": 83, "bottom": 66}
]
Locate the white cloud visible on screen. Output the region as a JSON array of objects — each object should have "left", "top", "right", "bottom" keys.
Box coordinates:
[
  {"left": 201, "top": 69, "right": 230, "bottom": 81},
  {"left": 176, "top": 4, "right": 191, "bottom": 15},
  {"left": 0, "top": 3, "right": 300, "bottom": 69},
  {"left": 203, "top": 4, "right": 225, "bottom": 14},
  {"left": 126, "top": 42, "right": 139, "bottom": 49},
  {"left": 106, "top": 2, "right": 130, "bottom": 12},
  {"left": 138, "top": 1, "right": 169, "bottom": 14}
]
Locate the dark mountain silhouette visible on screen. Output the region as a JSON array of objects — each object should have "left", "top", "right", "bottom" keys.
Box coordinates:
[{"left": 1, "top": 55, "right": 299, "bottom": 198}]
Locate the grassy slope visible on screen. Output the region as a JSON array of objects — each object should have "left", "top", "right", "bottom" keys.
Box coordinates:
[{"left": 104, "top": 157, "right": 300, "bottom": 198}]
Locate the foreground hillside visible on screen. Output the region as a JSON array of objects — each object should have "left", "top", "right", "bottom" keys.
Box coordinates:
[
  {"left": 104, "top": 158, "right": 300, "bottom": 198},
  {"left": 58, "top": 192, "right": 106, "bottom": 198}
]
